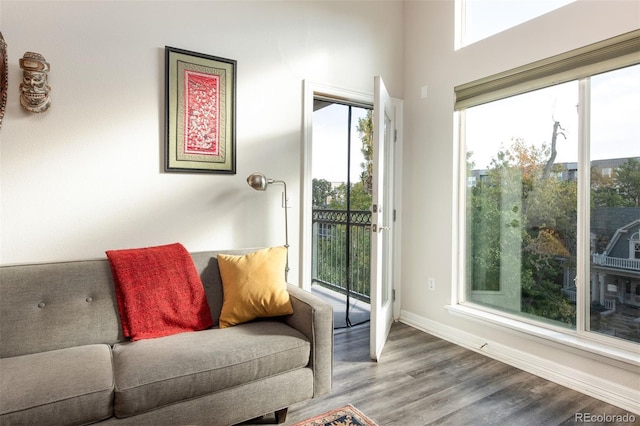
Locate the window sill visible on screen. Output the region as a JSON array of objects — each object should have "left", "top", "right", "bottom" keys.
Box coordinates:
[{"left": 445, "top": 304, "right": 640, "bottom": 371}]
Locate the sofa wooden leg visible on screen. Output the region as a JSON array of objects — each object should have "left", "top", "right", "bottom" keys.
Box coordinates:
[{"left": 275, "top": 408, "right": 288, "bottom": 424}]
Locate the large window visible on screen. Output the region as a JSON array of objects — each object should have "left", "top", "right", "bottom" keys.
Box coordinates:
[
  {"left": 457, "top": 31, "right": 640, "bottom": 349},
  {"left": 465, "top": 81, "right": 579, "bottom": 327},
  {"left": 588, "top": 66, "right": 640, "bottom": 343}
]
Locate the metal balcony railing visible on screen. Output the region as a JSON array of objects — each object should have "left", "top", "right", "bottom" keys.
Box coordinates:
[{"left": 312, "top": 209, "right": 371, "bottom": 303}]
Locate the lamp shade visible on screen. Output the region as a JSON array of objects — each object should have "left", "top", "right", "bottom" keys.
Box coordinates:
[{"left": 247, "top": 173, "right": 269, "bottom": 191}]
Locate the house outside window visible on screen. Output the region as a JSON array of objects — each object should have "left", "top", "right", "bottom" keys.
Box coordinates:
[
  {"left": 632, "top": 234, "right": 640, "bottom": 260},
  {"left": 456, "top": 31, "right": 640, "bottom": 348}
]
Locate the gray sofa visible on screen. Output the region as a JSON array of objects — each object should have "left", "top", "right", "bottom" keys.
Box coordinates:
[{"left": 0, "top": 249, "right": 333, "bottom": 426}]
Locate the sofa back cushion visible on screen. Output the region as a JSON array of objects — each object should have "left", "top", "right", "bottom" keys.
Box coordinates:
[
  {"left": 0, "top": 260, "right": 123, "bottom": 358},
  {"left": 0, "top": 248, "right": 261, "bottom": 357}
]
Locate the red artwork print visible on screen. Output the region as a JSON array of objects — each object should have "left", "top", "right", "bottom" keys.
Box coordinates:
[{"left": 184, "top": 70, "right": 220, "bottom": 156}]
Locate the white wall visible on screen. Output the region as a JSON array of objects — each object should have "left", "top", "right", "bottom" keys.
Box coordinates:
[
  {"left": 401, "top": 0, "right": 640, "bottom": 413},
  {"left": 0, "top": 1, "right": 403, "bottom": 279}
]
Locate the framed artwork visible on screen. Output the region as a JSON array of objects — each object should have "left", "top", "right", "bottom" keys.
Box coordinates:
[{"left": 165, "top": 46, "right": 236, "bottom": 174}]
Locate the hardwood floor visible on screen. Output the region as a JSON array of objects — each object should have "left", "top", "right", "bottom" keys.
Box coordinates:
[{"left": 250, "top": 322, "right": 637, "bottom": 426}]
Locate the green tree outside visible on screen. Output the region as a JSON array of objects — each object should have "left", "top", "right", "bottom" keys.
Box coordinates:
[{"left": 468, "top": 131, "right": 639, "bottom": 326}]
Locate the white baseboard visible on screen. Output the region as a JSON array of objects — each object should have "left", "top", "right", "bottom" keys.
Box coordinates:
[{"left": 399, "top": 310, "right": 640, "bottom": 415}]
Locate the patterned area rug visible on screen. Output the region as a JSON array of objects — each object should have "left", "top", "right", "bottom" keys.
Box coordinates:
[{"left": 291, "top": 405, "right": 378, "bottom": 426}]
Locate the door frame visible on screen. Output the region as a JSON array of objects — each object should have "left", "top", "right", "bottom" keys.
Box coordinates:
[{"left": 300, "top": 79, "right": 403, "bottom": 321}]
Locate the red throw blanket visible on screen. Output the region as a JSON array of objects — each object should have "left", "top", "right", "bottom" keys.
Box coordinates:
[{"left": 106, "top": 243, "right": 213, "bottom": 341}]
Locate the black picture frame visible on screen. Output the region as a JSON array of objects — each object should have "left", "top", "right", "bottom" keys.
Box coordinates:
[{"left": 165, "top": 46, "right": 236, "bottom": 174}]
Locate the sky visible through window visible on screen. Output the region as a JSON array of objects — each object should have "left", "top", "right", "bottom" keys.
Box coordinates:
[
  {"left": 313, "top": 104, "right": 370, "bottom": 184},
  {"left": 590, "top": 65, "right": 640, "bottom": 160},
  {"left": 466, "top": 65, "right": 640, "bottom": 172},
  {"left": 462, "top": 0, "right": 575, "bottom": 46},
  {"left": 465, "top": 80, "right": 578, "bottom": 170}
]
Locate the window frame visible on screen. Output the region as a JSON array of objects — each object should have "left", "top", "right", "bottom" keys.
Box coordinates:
[
  {"left": 451, "top": 30, "right": 640, "bottom": 366},
  {"left": 455, "top": 30, "right": 640, "bottom": 110}
]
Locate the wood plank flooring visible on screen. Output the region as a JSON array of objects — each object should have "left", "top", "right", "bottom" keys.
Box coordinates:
[{"left": 248, "top": 322, "right": 637, "bottom": 426}]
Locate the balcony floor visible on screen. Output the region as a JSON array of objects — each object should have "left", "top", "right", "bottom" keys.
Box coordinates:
[{"left": 311, "top": 284, "right": 370, "bottom": 329}]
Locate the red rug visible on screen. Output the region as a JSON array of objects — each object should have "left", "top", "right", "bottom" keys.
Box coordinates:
[{"left": 291, "top": 405, "right": 378, "bottom": 426}]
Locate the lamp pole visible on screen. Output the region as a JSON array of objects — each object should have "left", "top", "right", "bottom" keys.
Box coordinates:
[
  {"left": 246, "top": 173, "right": 290, "bottom": 281},
  {"left": 269, "top": 179, "right": 289, "bottom": 281}
]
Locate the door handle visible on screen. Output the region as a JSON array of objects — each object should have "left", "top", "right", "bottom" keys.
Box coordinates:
[{"left": 372, "top": 224, "right": 391, "bottom": 232}]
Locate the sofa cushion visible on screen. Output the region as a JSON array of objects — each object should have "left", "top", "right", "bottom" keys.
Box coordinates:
[
  {"left": 0, "top": 260, "right": 122, "bottom": 358},
  {"left": 217, "top": 246, "right": 293, "bottom": 328},
  {"left": 106, "top": 242, "right": 213, "bottom": 341},
  {"left": 112, "top": 321, "right": 310, "bottom": 418},
  {"left": 0, "top": 344, "right": 114, "bottom": 425}
]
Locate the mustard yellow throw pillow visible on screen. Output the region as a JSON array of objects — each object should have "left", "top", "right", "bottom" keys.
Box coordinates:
[{"left": 217, "top": 246, "right": 293, "bottom": 328}]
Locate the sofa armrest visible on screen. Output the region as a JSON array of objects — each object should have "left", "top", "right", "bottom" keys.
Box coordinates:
[{"left": 284, "top": 284, "right": 333, "bottom": 397}]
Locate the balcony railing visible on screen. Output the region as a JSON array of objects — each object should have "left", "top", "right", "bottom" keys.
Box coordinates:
[
  {"left": 604, "top": 298, "right": 617, "bottom": 311},
  {"left": 312, "top": 209, "right": 371, "bottom": 303},
  {"left": 592, "top": 254, "right": 640, "bottom": 271}
]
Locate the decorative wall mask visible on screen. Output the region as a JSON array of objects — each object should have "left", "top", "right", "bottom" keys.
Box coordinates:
[
  {"left": 0, "top": 32, "right": 7, "bottom": 127},
  {"left": 19, "top": 51, "right": 51, "bottom": 113}
]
